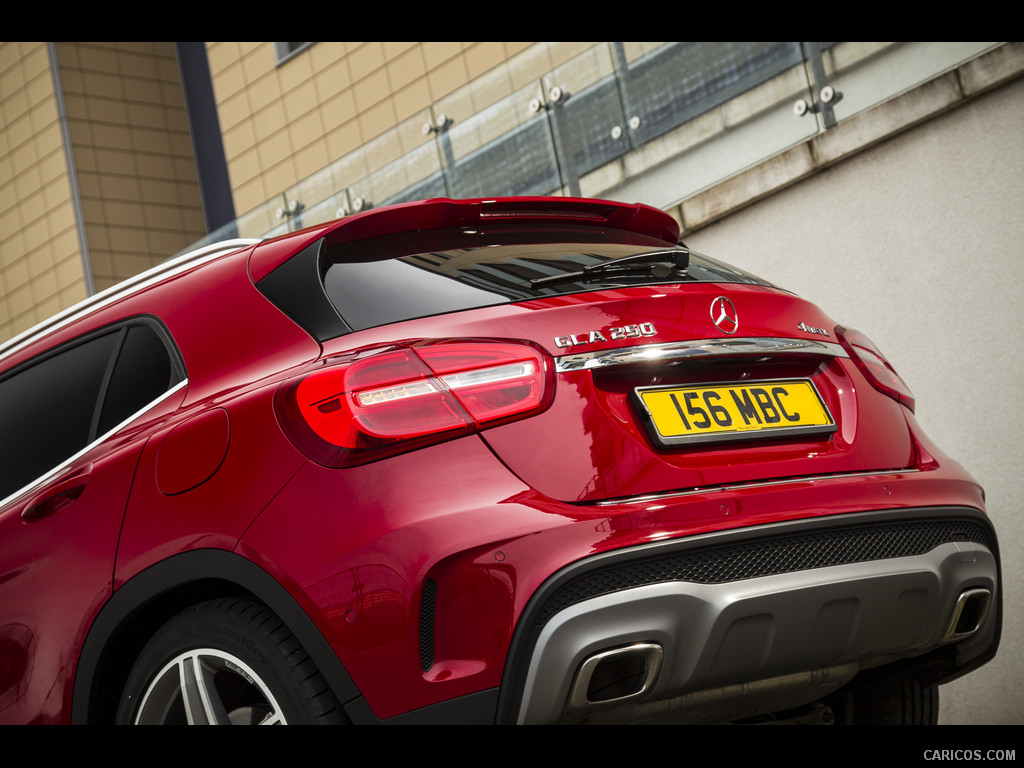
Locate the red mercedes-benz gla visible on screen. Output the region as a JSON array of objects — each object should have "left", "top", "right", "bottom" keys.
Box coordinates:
[{"left": 0, "top": 197, "right": 1000, "bottom": 724}]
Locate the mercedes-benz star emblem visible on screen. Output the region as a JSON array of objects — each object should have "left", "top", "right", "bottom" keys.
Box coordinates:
[{"left": 710, "top": 296, "right": 738, "bottom": 334}]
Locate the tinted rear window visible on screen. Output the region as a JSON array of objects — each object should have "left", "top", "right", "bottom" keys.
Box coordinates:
[
  {"left": 323, "top": 242, "right": 774, "bottom": 331},
  {"left": 0, "top": 319, "right": 184, "bottom": 503},
  {"left": 0, "top": 332, "right": 119, "bottom": 500}
]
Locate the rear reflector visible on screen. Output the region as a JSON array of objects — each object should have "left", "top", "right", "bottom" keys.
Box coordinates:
[
  {"left": 276, "top": 340, "right": 552, "bottom": 466},
  {"left": 835, "top": 326, "right": 916, "bottom": 412}
]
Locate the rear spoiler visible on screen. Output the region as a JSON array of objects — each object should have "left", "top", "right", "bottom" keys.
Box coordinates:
[{"left": 248, "top": 197, "right": 680, "bottom": 283}]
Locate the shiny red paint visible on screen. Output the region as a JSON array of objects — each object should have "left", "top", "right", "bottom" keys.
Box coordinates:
[
  {"left": 238, "top": 427, "right": 984, "bottom": 719},
  {"left": 0, "top": 197, "right": 998, "bottom": 724},
  {"left": 321, "top": 283, "right": 914, "bottom": 502}
]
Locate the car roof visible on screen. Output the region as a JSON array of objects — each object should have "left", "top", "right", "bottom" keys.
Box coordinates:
[
  {"left": 0, "top": 196, "right": 680, "bottom": 367},
  {"left": 0, "top": 239, "right": 259, "bottom": 366}
]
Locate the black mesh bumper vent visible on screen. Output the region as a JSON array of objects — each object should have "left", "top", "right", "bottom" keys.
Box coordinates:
[
  {"left": 535, "top": 517, "right": 992, "bottom": 627},
  {"left": 420, "top": 579, "right": 437, "bottom": 671}
]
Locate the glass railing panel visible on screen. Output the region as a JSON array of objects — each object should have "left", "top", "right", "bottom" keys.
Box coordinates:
[
  {"left": 263, "top": 192, "right": 346, "bottom": 238},
  {"left": 446, "top": 78, "right": 544, "bottom": 163},
  {"left": 542, "top": 43, "right": 618, "bottom": 93},
  {"left": 431, "top": 42, "right": 593, "bottom": 125},
  {"left": 622, "top": 42, "right": 805, "bottom": 146},
  {"left": 584, "top": 43, "right": 819, "bottom": 209},
  {"left": 173, "top": 42, "right": 1004, "bottom": 263},
  {"left": 362, "top": 111, "right": 435, "bottom": 178},
  {"left": 823, "top": 42, "right": 1000, "bottom": 123},
  {"left": 306, "top": 109, "right": 443, "bottom": 212},
  {"left": 620, "top": 42, "right": 668, "bottom": 64},
  {"left": 541, "top": 44, "right": 631, "bottom": 178},
  {"left": 560, "top": 75, "right": 631, "bottom": 178},
  {"left": 441, "top": 80, "right": 563, "bottom": 198},
  {"left": 432, "top": 57, "right": 522, "bottom": 127},
  {"left": 235, "top": 202, "right": 280, "bottom": 240},
  {"left": 346, "top": 142, "right": 445, "bottom": 209}
]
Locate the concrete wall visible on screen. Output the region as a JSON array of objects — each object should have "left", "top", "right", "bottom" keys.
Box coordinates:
[{"left": 685, "top": 76, "right": 1024, "bottom": 724}]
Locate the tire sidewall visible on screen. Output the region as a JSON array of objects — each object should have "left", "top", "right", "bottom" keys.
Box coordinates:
[{"left": 116, "top": 598, "right": 324, "bottom": 724}]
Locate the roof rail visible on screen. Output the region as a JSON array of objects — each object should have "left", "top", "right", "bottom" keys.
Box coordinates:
[{"left": 0, "top": 238, "right": 260, "bottom": 362}]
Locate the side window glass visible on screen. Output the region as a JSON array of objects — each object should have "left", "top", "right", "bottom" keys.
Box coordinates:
[
  {"left": 0, "top": 332, "right": 119, "bottom": 501},
  {"left": 97, "top": 324, "right": 183, "bottom": 435},
  {"left": 0, "top": 319, "right": 185, "bottom": 504}
]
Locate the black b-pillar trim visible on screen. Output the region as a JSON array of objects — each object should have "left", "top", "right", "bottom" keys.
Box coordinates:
[{"left": 256, "top": 237, "right": 351, "bottom": 341}]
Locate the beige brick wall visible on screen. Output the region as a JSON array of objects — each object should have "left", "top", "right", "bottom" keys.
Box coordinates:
[
  {"left": 54, "top": 42, "right": 206, "bottom": 293},
  {"left": 0, "top": 42, "right": 208, "bottom": 343},
  {"left": 3, "top": 41, "right": 592, "bottom": 342},
  {"left": 0, "top": 41, "right": 85, "bottom": 342}
]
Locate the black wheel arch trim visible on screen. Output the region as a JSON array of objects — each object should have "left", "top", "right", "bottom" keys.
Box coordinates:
[{"left": 71, "top": 549, "right": 363, "bottom": 723}]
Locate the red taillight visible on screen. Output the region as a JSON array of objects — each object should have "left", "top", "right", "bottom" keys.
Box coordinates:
[
  {"left": 276, "top": 340, "right": 552, "bottom": 466},
  {"left": 835, "top": 326, "right": 916, "bottom": 412}
]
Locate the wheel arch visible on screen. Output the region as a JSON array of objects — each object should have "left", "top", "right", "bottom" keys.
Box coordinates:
[{"left": 71, "top": 549, "right": 362, "bottom": 723}]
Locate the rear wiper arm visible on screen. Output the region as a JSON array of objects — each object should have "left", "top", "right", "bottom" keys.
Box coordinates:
[{"left": 530, "top": 248, "right": 690, "bottom": 288}]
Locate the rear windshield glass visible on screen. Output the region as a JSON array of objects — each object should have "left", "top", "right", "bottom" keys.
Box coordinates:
[{"left": 323, "top": 242, "right": 774, "bottom": 332}]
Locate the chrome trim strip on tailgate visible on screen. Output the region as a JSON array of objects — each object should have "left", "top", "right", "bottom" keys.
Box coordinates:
[
  {"left": 555, "top": 337, "right": 847, "bottom": 373},
  {"left": 591, "top": 469, "right": 919, "bottom": 507}
]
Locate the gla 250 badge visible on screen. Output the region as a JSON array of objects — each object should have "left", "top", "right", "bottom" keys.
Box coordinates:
[{"left": 554, "top": 323, "right": 657, "bottom": 348}]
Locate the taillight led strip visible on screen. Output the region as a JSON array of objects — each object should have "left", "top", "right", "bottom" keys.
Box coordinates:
[
  {"left": 276, "top": 340, "right": 552, "bottom": 467},
  {"left": 835, "top": 326, "right": 916, "bottom": 412}
]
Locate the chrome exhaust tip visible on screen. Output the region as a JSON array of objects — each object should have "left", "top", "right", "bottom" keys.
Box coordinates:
[
  {"left": 943, "top": 587, "right": 992, "bottom": 640},
  {"left": 567, "top": 643, "right": 663, "bottom": 710}
]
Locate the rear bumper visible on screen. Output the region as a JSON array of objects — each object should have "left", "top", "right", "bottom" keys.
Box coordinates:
[
  {"left": 243, "top": 435, "right": 998, "bottom": 723},
  {"left": 498, "top": 506, "right": 1000, "bottom": 724}
]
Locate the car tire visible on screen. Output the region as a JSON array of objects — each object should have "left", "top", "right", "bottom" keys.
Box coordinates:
[
  {"left": 832, "top": 677, "right": 939, "bottom": 724},
  {"left": 115, "top": 597, "right": 346, "bottom": 725}
]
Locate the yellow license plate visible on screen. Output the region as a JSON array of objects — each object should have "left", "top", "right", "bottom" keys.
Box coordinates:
[{"left": 634, "top": 379, "right": 835, "bottom": 446}]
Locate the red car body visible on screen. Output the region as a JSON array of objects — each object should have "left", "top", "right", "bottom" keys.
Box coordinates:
[{"left": 0, "top": 197, "right": 1000, "bottom": 724}]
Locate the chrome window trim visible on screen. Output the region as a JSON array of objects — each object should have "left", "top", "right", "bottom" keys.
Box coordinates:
[
  {"left": 0, "top": 378, "right": 188, "bottom": 511},
  {"left": 0, "top": 239, "right": 259, "bottom": 363},
  {"left": 555, "top": 337, "right": 848, "bottom": 373}
]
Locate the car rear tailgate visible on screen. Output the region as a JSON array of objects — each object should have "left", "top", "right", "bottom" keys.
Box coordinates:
[{"left": 476, "top": 284, "right": 914, "bottom": 502}]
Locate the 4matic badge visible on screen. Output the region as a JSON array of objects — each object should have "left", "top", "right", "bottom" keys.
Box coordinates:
[
  {"left": 554, "top": 323, "right": 657, "bottom": 348},
  {"left": 797, "top": 321, "right": 830, "bottom": 337}
]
